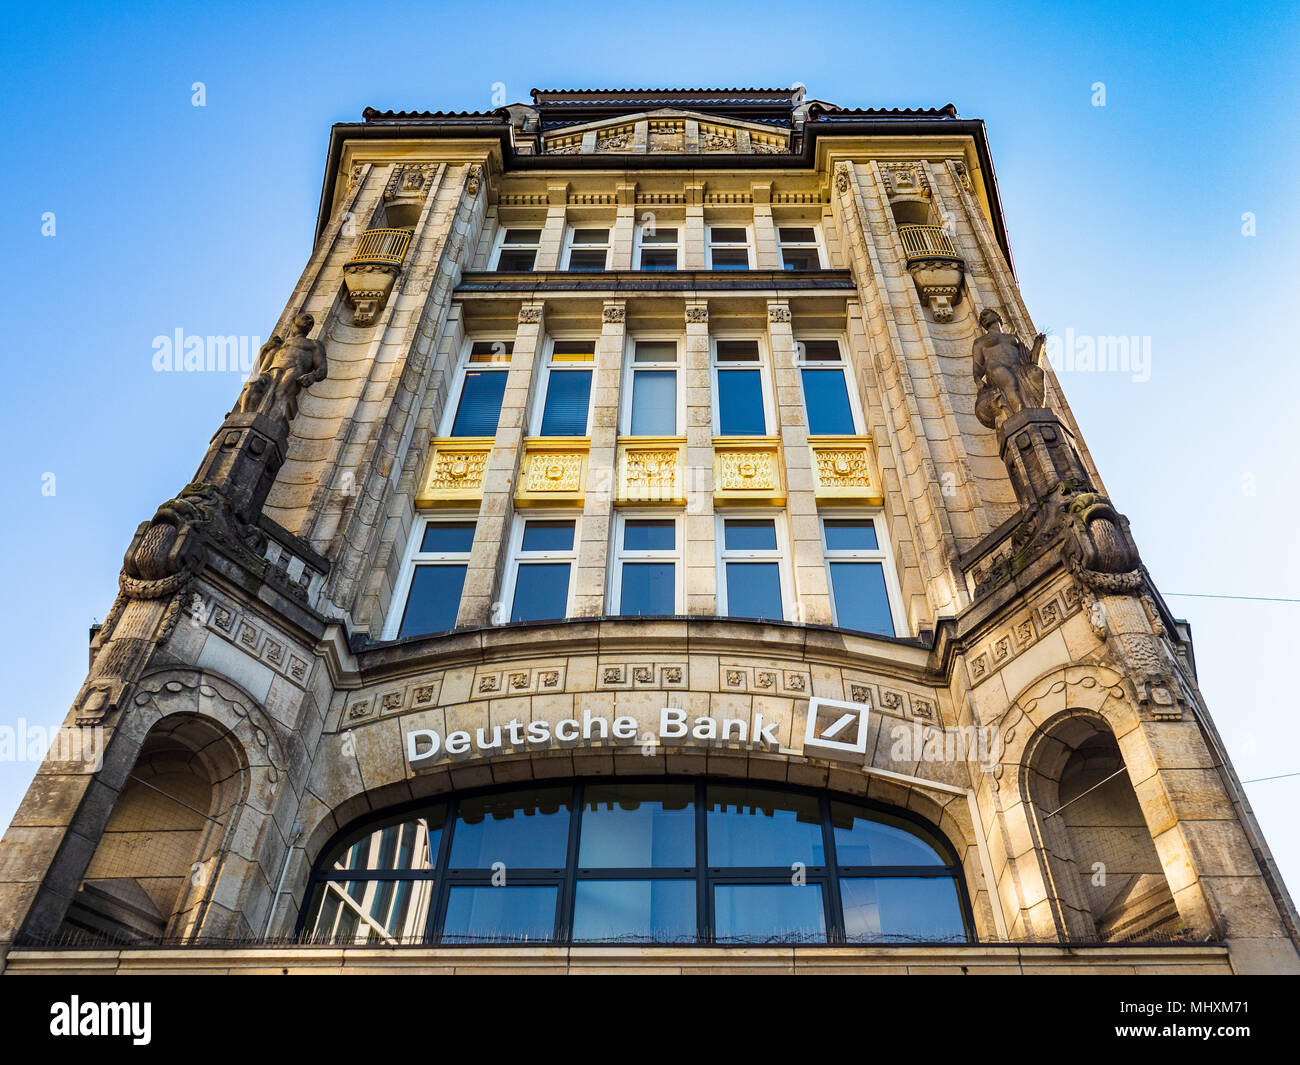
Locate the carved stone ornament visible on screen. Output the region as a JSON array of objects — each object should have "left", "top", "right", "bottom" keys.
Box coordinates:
[
  {"left": 466, "top": 164, "right": 482, "bottom": 196},
  {"left": 685, "top": 305, "right": 709, "bottom": 324},
  {"left": 1061, "top": 493, "right": 1144, "bottom": 594},
  {"left": 518, "top": 306, "right": 542, "bottom": 324},
  {"left": 972, "top": 309, "right": 1046, "bottom": 430},
  {"left": 880, "top": 162, "right": 930, "bottom": 199},
  {"left": 384, "top": 163, "right": 435, "bottom": 227},
  {"left": 768, "top": 305, "right": 791, "bottom": 323},
  {"left": 603, "top": 304, "right": 626, "bottom": 324},
  {"left": 834, "top": 165, "right": 852, "bottom": 193}
]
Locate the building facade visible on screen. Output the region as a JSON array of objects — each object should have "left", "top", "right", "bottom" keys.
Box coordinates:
[{"left": 2, "top": 87, "right": 1296, "bottom": 975}]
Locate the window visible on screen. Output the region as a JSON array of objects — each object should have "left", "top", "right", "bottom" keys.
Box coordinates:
[
  {"left": 777, "top": 225, "right": 824, "bottom": 270},
  {"left": 565, "top": 227, "right": 610, "bottom": 271},
  {"left": 636, "top": 225, "right": 679, "bottom": 270},
  {"left": 504, "top": 517, "right": 578, "bottom": 622},
  {"left": 302, "top": 780, "right": 971, "bottom": 945},
  {"left": 623, "top": 339, "right": 679, "bottom": 436},
  {"left": 444, "top": 340, "right": 512, "bottom": 437},
  {"left": 493, "top": 228, "right": 540, "bottom": 271},
  {"left": 711, "top": 339, "right": 769, "bottom": 436},
  {"left": 797, "top": 338, "right": 859, "bottom": 435},
  {"left": 708, "top": 225, "right": 751, "bottom": 270},
  {"left": 717, "top": 516, "right": 787, "bottom": 621},
  {"left": 532, "top": 340, "right": 595, "bottom": 437},
  {"left": 387, "top": 519, "right": 476, "bottom": 640},
  {"left": 611, "top": 515, "right": 680, "bottom": 616},
  {"left": 822, "top": 516, "right": 900, "bottom": 636}
]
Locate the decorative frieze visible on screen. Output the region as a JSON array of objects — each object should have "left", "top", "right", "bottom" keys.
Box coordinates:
[
  {"left": 879, "top": 162, "right": 931, "bottom": 199},
  {"left": 415, "top": 438, "right": 493, "bottom": 507},
  {"left": 471, "top": 666, "right": 565, "bottom": 700},
  {"left": 720, "top": 662, "right": 810, "bottom": 696},
  {"left": 713, "top": 437, "right": 785, "bottom": 506},
  {"left": 808, "top": 436, "right": 883, "bottom": 505},
  {"left": 516, "top": 438, "right": 590, "bottom": 506},
  {"left": 597, "top": 663, "right": 688, "bottom": 690},
  {"left": 965, "top": 586, "right": 1086, "bottom": 688},
  {"left": 616, "top": 437, "right": 686, "bottom": 505},
  {"left": 196, "top": 592, "right": 312, "bottom": 690}
]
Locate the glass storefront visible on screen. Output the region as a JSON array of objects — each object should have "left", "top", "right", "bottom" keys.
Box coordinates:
[{"left": 301, "top": 779, "right": 971, "bottom": 946}]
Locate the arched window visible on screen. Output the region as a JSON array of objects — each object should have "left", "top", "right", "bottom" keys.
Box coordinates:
[{"left": 300, "top": 780, "right": 971, "bottom": 945}]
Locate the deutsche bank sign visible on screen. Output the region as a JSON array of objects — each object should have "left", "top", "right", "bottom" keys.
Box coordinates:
[{"left": 403, "top": 696, "right": 871, "bottom": 767}]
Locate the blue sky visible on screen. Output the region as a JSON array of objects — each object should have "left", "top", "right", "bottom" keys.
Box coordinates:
[{"left": 2, "top": 0, "right": 1299, "bottom": 902}]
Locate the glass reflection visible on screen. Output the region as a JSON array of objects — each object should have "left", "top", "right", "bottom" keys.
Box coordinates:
[
  {"left": 707, "top": 786, "right": 825, "bottom": 866},
  {"left": 714, "top": 883, "right": 826, "bottom": 943},
  {"left": 443, "top": 885, "right": 558, "bottom": 943},
  {"left": 579, "top": 784, "right": 694, "bottom": 867},
  {"left": 450, "top": 789, "right": 571, "bottom": 869},
  {"left": 572, "top": 880, "right": 696, "bottom": 943},
  {"left": 840, "top": 877, "right": 966, "bottom": 942}
]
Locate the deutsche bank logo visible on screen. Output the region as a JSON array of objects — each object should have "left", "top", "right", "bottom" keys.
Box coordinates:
[{"left": 803, "top": 696, "right": 871, "bottom": 758}]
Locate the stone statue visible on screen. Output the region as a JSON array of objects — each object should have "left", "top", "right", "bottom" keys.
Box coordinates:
[
  {"left": 233, "top": 313, "right": 328, "bottom": 424},
  {"left": 972, "top": 308, "right": 1046, "bottom": 429}
]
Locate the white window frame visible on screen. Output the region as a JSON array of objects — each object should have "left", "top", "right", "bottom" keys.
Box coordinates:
[
  {"left": 620, "top": 336, "right": 684, "bottom": 436},
  {"left": 501, "top": 513, "right": 582, "bottom": 623},
  {"left": 775, "top": 223, "right": 827, "bottom": 270},
  {"left": 820, "top": 511, "right": 907, "bottom": 637},
  {"left": 382, "top": 513, "right": 478, "bottom": 640},
  {"left": 562, "top": 224, "right": 612, "bottom": 271},
  {"left": 709, "top": 334, "right": 776, "bottom": 437},
  {"left": 489, "top": 225, "right": 542, "bottom": 271},
  {"left": 438, "top": 336, "right": 514, "bottom": 437},
  {"left": 706, "top": 223, "right": 754, "bottom": 270},
  {"left": 714, "top": 512, "right": 794, "bottom": 621},
  {"left": 634, "top": 220, "right": 682, "bottom": 270},
  {"left": 793, "top": 332, "right": 866, "bottom": 435},
  {"left": 608, "top": 511, "right": 684, "bottom": 616},
  {"left": 530, "top": 335, "right": 598, "bottom": 437}
]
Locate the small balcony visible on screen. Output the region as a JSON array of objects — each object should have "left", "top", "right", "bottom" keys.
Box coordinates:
[
  {"left": 897, "top": 225, "right": 965, "bottom": 323},
  {"left": 343, "top": 228, "right": 414, "bottom": 326}
]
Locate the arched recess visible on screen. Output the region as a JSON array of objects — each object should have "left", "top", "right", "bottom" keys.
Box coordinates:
[
  {"left": 61, "top": 669, "right": 288, "bottom": 944},
  {"left": 992, "top": 665, "right": 1181, "bottom": 943}
]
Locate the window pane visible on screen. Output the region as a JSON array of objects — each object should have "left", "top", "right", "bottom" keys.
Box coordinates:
[
  {"left": 798, "top": 339, "right": 841, "bottom": 362},
  {"left": 717, "top": 369, "right": 765, "bottom": 434},
  {"left": 782, "top": 248, "right": 819, "bottom": 270},
  {"left": 539, "top": 369, "right": 592, "bottom": 435},
  {"left": 828, "top": 561, "right": 894, "bottom": 635},
  {"left": 469, "top": 340, "right": 513, "bottom": 362},
  {"left": 724, "top": 562, "right": 783, "bottom": 619},
  {"left": 630, "top": 370, "right": 676, "bottom": 435},
  {"left": 840, "top": 877, "right": 967, "bottom": 942},
  {"left": 831, "top": 804, "right": 948, "bottom": 866},
  {"left": 779, "top": 226, "right": 817, "bottom": 243},
  {"left": 503, "top": 229, "right": 541, "bottom": 244},
  {"left": 640, "top": 249, "right": 677, "bottom": 270},
  {"left": 442, "top": 885, "right": 557, "bottom": 943},
  {"left": 520, "top": 520, "right": 575, "bottom": 551},
  {"left": 619, "top": 562, "right": 675, "bottom": 615},
  {"left": 419, "top": 522, "right": 476, "bottom": 553},
  {"left": 572, "top": 228, "right": 609, "bottom": 244},
  {"left": 511, "top": 563, "right": 572, "bottom": 621},
  {"left": 723, "top": 519, "right": 777, "bottom": 551},
  {"left": 568, "top": 249, "right": 607, "bottom": 270},
  {"left": 309, "top": 879, "right": 435, "bottom": 944},
  {"left": 707, "top": 786, "right": 825, "bottom": 866},
  {"left": 496, "top": 249, "right": 536, "bottom": 271},
  {"left": 823, "top": 519, "right": 878, "bottom": 552},
  {"left": 579, "top": 783, "right": 695, "bottom": 867},
  {"left": 329, "top": 809, "right": 445, "bottom": 872},
  {"left": 711, "top": 248, "right": 749, "bottom": 270},
  {"left": 801, "top": 368, "right": 855, "bottom": 434},
  {"left": 713, "top": 883, "right": 826, "bottom": 943},
  {"left": 573, "top": 880, "right": 696, "bottom": 943},
  {"left": 553, "top": 340, "right": 596, "bottom": 358},
  {"left": 715, "top": 340, "right": 760, "bottom": 362},
  {"left": 623, "top": 519, "right": 675, "bottom": 551},
  {"left": 449, "top": 789, "right": 571, "bottom": 868},
  {"left": 450, "top": 370, "right": 507, "bottom": 436},
  {"left": 710, "top": 227, "right": 747, "bottom": 243},
  {"left": 633, "top": 341, "right": 677, "bottom": 362},
  {"left": 641, "top": 228, "right": 678, "bottom": 243},
  {"left": 397, "top": 565, "right": 467, "bottom": 638}
]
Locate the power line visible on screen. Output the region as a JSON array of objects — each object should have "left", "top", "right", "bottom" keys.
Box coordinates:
[
  {"left": 1164, "top": 592, "right": 1300, "bottom": 604},
  {"left": 1241, "top": 771, "right": 1300, "bottom": 785}
]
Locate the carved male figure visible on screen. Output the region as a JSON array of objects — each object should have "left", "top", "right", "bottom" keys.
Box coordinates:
[
  {"left": 233, "top": 313, "right": 328, "bottom": 424},
  {"left": 972, "top": 308, "right": 1046, "bottom": 426}
]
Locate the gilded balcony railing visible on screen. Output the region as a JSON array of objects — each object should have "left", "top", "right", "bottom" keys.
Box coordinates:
[
  {"left": 348, "top": 227, "right": 413, "bottom": 266},
  {"left": 898, "top": 224, "right": 959, "bottom": 260}
]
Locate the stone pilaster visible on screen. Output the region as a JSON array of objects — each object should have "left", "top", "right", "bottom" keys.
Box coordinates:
[{"left": 683, "top": 301, "right": 716, "bottom": 614}]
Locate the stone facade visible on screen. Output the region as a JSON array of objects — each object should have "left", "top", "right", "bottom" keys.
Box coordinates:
[{"left": 1, "top": 86, "right": 1296, "bottom": 975}]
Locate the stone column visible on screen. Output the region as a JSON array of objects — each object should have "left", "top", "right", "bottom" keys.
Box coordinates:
[
  {"left": 610, "top": 185, "right": 637, "bottom": 270},
  {"left": 767, "top": 299, "right": 832, "bottom": 623},
  {"left": 572, "top": 301, "right": 626, "bottom": 616},
  {"left": 456, "top": 301, "right": 544, "bottom": 627},
  {"left": 751, "top": 182, "right": 781, "bottom": 269},
  {"left": 683, "top": 183, "right": 706, "bottom": 269},
  {"left": 536, "top": 190, "right": 568, "bottom": 270},
  {"left": 684, "top": 301, "right": 716, "bottom": 614}
]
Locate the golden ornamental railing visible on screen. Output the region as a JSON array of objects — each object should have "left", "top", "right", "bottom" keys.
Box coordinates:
[
  {"left": 898, "top": 224, "right": 959, "bottom": 260},
  {"left": 348, "top": 228, "right": 413, "bottom": 266}
]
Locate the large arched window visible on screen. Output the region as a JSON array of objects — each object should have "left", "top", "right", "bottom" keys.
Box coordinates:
[{"left": 300, "top": 780, "right": 971, "bottom": 945}]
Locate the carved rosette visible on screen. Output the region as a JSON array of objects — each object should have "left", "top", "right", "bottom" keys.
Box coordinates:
[
  {"left": 713, "top": 438, "right": 785, "bottom": 505},
  {"left": 808, "top": 437, "right": 883, "bottom": 504},
  {"left": 517, "top": 439, "right": 589, "bottom": 506}
]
